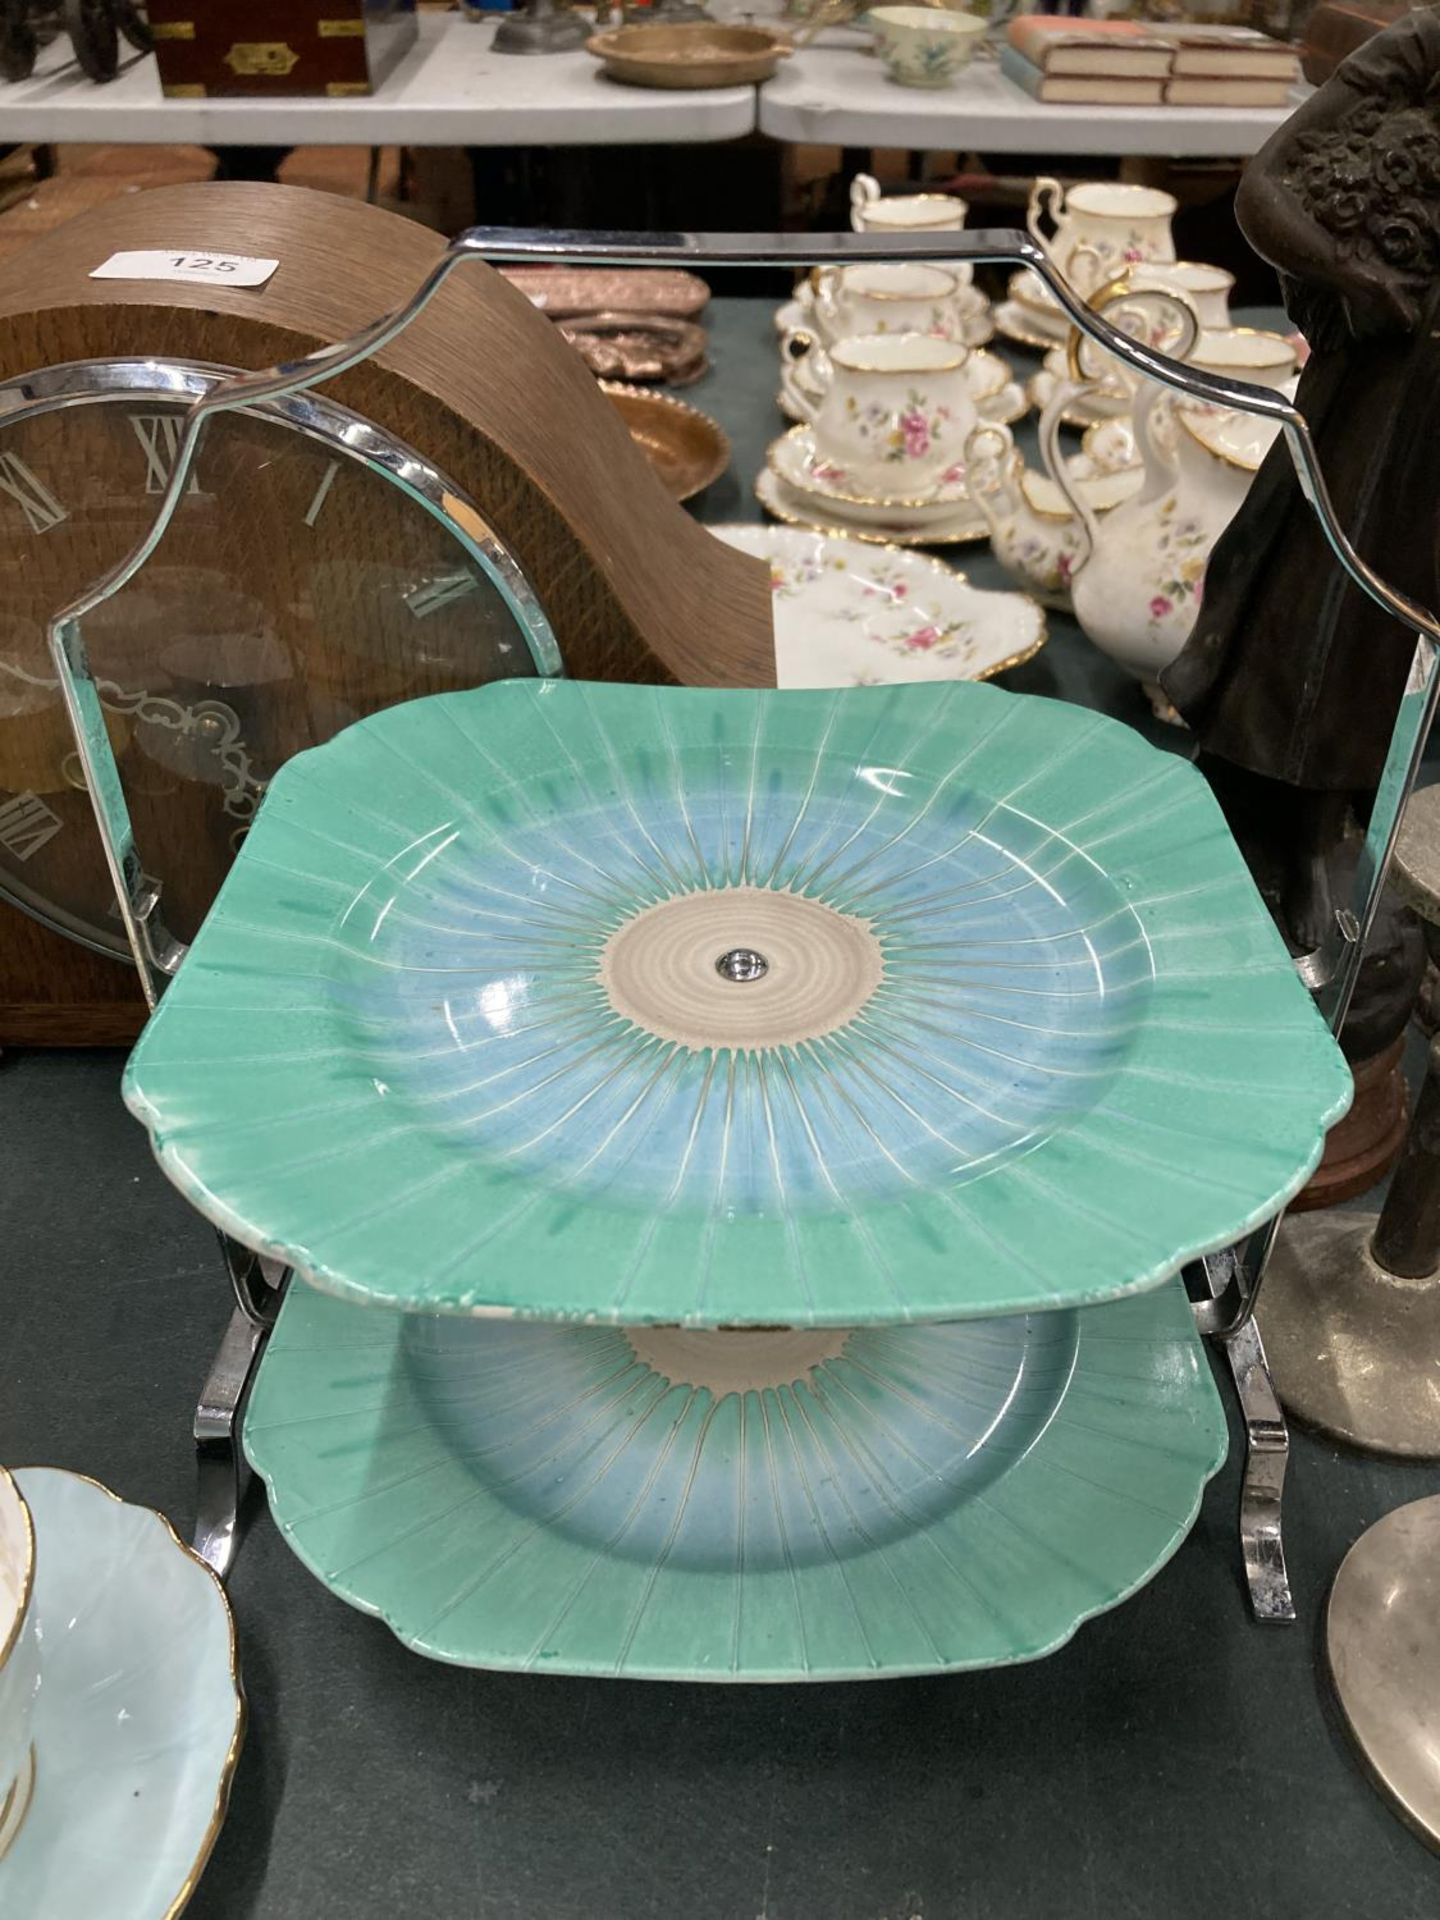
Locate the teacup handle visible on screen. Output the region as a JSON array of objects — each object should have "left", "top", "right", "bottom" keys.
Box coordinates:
[
  {"left": 780, "top": 328, "right": 827, "bottom": 424},
  {"left": 1066, "top": 243, "right": 1106, "bottom": 298},
  {"left": 1026, "top": 175, "right": 1064, "bottom": 249},
  {"left": 810, "top": 265, "right": 843, "bottom": 325},
  {"left": 850, "top": 173, "right": 882, "bottom": 225},
  {"left": 964, "top": 422, "right": 1018, "bottom": 501}
]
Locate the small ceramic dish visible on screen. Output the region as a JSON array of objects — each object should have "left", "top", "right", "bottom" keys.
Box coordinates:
[
  {"left": 1176, "top": 404, "right": 1283, "bottom": 474},
  {"left": 0, "top": 1467, "right": 37, "bottom": 1866},
  {"left": 0, "top": 1468, "right": 242, "bottom": 1919},
  {"left": 600, "top": 382, "right": 730, "bottom": 501},
  {"left": 994, "top": 300, "right": 1067, "bottom": 354},
  {"left": 247, "top": 1276, "right": 1227, "bottom": 1680},
  {"left": 767, "top": 424, "right": 973, "bottom": 519},
  {"left": 755, "top": 467, "right": 987, "bottom": 546},
  {"left": 709, "top": 522, "right": 1046, "bottom": 686},
  {"left": 587, "top": 22, "right": 792, "bottom": 86},
  {"left": 777, "top": 277, "right": 996, "bottom": 352},
  {"left": 867, "top": 4, "right": 986, "bottom": 85}
]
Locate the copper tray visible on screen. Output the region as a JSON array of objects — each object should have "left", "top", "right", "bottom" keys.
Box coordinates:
[
  {"left": 501, "top": 266, "right": 711, "bottom": 321},
  {"left": 601, "top": 382, "right": 730, "bottom": 501},
  {"left": 561, "top": 312, "right": 709, "bottom": 387},
  {"left": 586, "top": 22, "right": 792, "bottom": 87}
]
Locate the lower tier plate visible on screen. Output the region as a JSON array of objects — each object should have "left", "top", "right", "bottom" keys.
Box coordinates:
[{"left": 246, "top": 1278, "right": 1226, "bottom": 1682}]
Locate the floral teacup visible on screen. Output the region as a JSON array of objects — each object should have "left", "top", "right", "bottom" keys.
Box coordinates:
[
  {"left": 1190, "top": 326, "right": 1298, "bottom": 391},
  {"left": 867, "top": 6, "right": 987, "bottom": 87},
  {"left": 0, "top": 1467, "right": 39, "bottom": 1861},
  {"left": 1027, "top": 179, "right": 1177, "bottom": 297},
  {"left": 1122, "top": 261, "right": 1234, "bottom": 331},
  {"left": 806, "top": 331, "right": 976, "bottom": 498},
  {"left": 848, "top": 174, "right": 977, "bottom": 287},
  {"left": 811, "top": 262, "right": 964, "bottom": 342},
  {"left": 850, "top": 174, "right": 969, "bottom": 234}
]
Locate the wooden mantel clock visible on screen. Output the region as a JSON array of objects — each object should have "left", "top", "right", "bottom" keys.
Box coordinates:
[{"left": 0, "top": 182, "right": 773, "bottom": 1044}]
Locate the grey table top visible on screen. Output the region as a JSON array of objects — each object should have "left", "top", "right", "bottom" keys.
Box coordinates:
[{"left": 3, "top": 296, "right": 1439, "bottom": 1920}]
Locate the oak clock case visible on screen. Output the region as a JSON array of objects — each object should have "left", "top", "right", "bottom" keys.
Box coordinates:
[
  {"left": 0, "top": 358, "right": 553, "bottom": 969},
  {"left": 0, "top": 182, "right": 773, "bottom": 1043}
]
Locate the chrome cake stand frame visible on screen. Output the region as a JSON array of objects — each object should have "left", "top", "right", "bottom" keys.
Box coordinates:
[{"left": 38, "top": 231, "right": 1440, "bottom": 1692}]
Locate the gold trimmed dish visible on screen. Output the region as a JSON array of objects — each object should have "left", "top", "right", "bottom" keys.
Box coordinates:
[
  {"left": 587, "top": 22, "right": 792, "bottom": 86},
  {"left": 0, "top": 1468, "right": 242, "bottom": 1919},
  {"left": 601, "top": 382, "right": 730, "bottom": 500},
  {"left": 711, "top": 520, "right": 1046, "bottom": 686},
  {"left": 755, "top": 467, "right": 987, "bottom": 546}
]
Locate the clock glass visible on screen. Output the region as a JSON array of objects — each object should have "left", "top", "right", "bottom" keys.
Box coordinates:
[{"left": 0, "top": 361, "right": 556, "bottom": 956}]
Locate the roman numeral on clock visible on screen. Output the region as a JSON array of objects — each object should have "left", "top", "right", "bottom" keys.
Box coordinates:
[
  {"left": 129, "top": 414, "right": 205, "bottom": 496},
  {"left": 0, "top": 453, "right": 67, "bottom": 534}
]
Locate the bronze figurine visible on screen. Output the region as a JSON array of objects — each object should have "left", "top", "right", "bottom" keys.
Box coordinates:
[{"left": 1162, "top": 9, "right": 1440, "bottom": 953}]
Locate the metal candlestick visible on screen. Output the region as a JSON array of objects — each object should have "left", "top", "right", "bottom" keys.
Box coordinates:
[
  {"left": 1260, "top": 1033, "right": 1440, "bottom": 1456},
  {"left": 1327, "top": 1495, "right": 1440, "bottom": 1852}
]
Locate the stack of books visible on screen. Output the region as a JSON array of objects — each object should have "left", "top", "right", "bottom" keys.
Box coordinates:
[{"left": 1000, "top": 15, "right": 1301, "bottom": 107}]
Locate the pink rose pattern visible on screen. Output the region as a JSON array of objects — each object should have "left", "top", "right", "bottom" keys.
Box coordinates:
[{"left": 844, "top": 389, "right": 955, "bottom": 467}]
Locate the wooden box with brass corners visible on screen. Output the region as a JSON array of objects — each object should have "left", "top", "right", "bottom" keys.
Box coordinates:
[
  {"left": 146, "top": 0, "right": 418, "bottom": 98},
  {"left": 0, "top": 182, "right": 773, "bottom": 1044}
]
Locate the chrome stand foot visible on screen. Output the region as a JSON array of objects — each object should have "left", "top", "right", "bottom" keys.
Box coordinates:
[
  {"left": 192, "top": 1303, "right": 270, "bottom": 1582},
  {"left": 1222, "top": 1315, "right": 1296, "bottom": 1624},
  {"left": 1328, "top": 1495, "right": 1440, "bottom": 1852}
]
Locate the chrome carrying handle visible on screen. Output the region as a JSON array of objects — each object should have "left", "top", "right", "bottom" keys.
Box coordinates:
[{"left": 48, "top": 224, "right": 1440, "bottom": 1025}]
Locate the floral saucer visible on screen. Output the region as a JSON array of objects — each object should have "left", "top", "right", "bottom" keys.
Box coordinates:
[
  {"left": 709, "top": 522, "right": 1046, "bottom": 687},
  {"left": 768, "top": 425, "right": 974, "bottom": 518},
  {"left": 755, "top": 468, "right": 987, "bottom": 547},
  {"left": 0, "top": 1469, "right": 242, "bottom": 1919},
  {"left": 994, "top": 302, "right": 1069, "bottom": 354},
  {"left": 776, "top": 284, "right": 995, "bottom": 350},
  {"left": 1007, "top": 268, "right": 1065, "bottom": 321},
  {"left": 1027, "top": 352, "right": 1129, "bottom": 427},
  {"left": 780, "top": 345, "right": 1027, "bottom": 431},
  {"left": 1176, "top": 403, "right": 1282, "bottom": 474}
]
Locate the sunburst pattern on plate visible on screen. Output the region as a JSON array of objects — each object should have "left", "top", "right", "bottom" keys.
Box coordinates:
[
  {"left": 245, "top": 1276, "right": 1227, "bottom": 1681},
  {"left": 124, "top": 679, "right": 1348, "bottom": 1326}
]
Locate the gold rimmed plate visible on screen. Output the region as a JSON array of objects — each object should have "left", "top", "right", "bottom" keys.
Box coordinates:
[
  {"left": 0, "top": 1468, "right": 242, "bottom": 1919},
  {"left": 601, "top": 382, "right": 730, "bottom": 501},
  {"left": 755, "top": 467, "right": 987, "bottom": 546},
  {"left": 710, "top": 520, "right": 1046, "bottom": 686}
]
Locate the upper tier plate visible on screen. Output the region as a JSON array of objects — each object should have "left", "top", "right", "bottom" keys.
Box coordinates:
[{"left": 123, "top": 679, "right": 1349, "bottom": 1326}]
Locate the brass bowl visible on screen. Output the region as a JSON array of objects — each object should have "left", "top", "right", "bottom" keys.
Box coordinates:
[
  {"left": 586, "top": 23, "right": 793, "bottom": 87},
  {"left": 601, "top": 383, "right": 730, "bottom": 502}
]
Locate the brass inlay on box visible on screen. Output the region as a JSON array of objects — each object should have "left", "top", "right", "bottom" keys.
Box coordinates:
[
  {"left": 162, "top": 82, "right": 207, "bottom": 95},
  {"left": 224, "top": 41, "right": 301, "bottom": 76},
  {"left": 325, "top": 80, "right": 371, "bottom": 94},
  {"left": 150, "top": 19, "right": 196, "bottom": 39},
  {"left": 318, "top": 18, "right": 367, "bottom": 35}
]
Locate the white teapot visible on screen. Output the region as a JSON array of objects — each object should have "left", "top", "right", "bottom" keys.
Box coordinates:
[
  {"left": 1039, "top": 381, "right": 1277, "bottom": 715},
  {"left": 965, "top": 413, "right": 1142, "bottom": 610}
]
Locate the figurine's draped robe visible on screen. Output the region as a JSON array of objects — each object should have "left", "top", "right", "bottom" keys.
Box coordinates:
[{"left": 1162, "top": 11, "right": 1440, "bottom": 792}]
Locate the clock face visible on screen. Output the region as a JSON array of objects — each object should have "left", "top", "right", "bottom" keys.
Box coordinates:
[{"left": 0, "top": 364, "right": 554, "bottom": 955}]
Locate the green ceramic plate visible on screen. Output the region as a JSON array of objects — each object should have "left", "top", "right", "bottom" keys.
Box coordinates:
[
  {"left": 245, "top": 1276, "right": 1228, "bottom": 1681},
  {"left": 124, "top": 679, "right": 1348, "bottom": 1326}
]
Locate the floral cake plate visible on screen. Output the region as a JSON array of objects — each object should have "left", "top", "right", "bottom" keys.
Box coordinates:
[
  {"left": 124, "top": 678, "right": 1349, "bottom": 1327},
  {"left": 709, "top": 523, "right": 1046, "bottom": 687},
  {"left": 0, "top": 1469, "right": 241, "bottom": 1919},
  {"left": 245, "top": 1275, "right": 1227, "bottom": 1681}
]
